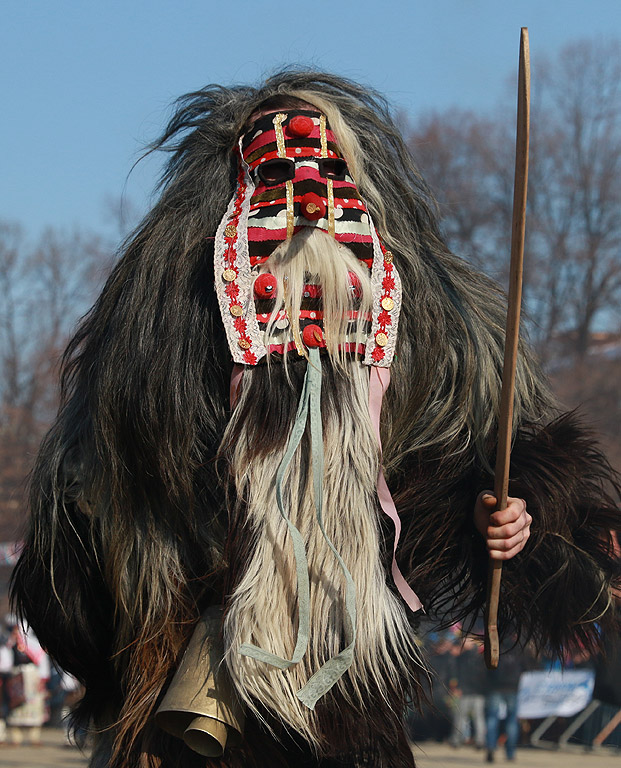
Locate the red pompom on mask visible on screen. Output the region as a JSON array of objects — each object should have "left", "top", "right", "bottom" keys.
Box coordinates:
[
  {"left": 287, "top": 115, "right": 314, "bottom": 137},
  {"left": 302, "top": 324, "right": 324, "bottom": 347},
  {"left": 300, "top": 193, "right": 326, "bottom": 221},
  {"left": 254, "top": 273, "right": 277, "bottom": 299}
]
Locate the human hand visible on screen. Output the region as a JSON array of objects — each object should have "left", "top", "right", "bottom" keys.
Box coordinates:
[{"left": 473, "top": 491, "right": 532, "bottom": 561}]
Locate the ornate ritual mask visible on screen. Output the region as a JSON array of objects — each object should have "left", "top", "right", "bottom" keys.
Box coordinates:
[{"left": 214, "top": 109, "right": 401, "bottom": 367}]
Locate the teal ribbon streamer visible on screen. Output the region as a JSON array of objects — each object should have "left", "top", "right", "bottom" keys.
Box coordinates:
[
  {"left": 296, "top": 347, "right": 357, "bottom": 709},
  {"left": 239, "top": 348, "right": 357, "bottom": 710}
]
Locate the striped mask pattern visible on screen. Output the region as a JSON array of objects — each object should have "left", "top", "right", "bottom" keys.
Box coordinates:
[{"left": 214, "top": 110, "right": 401, "bottom": 368}]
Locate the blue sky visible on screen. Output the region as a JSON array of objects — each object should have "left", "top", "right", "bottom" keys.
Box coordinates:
[{"left": 3, "top": 0, "right": 620, "bottom": 238}]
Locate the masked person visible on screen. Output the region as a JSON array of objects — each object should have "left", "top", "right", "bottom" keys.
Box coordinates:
[{"left": 11, "top": 72, "right": 620, "bottom": 768}]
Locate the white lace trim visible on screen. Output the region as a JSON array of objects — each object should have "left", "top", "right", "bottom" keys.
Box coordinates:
[
  {"left": 363, "top": 214, "right": 401, "bottom": 367},
  {"left": 213, "top": 144, "right": 267, "bottom": 365}
]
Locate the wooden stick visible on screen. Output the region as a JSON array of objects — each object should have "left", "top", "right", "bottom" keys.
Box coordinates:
[{"left": 484, "top": 28, "right": 531, "bottom": 670}]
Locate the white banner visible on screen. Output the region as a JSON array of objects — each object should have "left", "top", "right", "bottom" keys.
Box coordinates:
[
  {"left": 0, "top": 541, "right": 22, "bottom": 566},
  {"left": 517, "top": 669, "right": 595, "bottom": 719}
]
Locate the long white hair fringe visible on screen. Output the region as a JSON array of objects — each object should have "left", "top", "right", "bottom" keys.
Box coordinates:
[{"left": 223, "top": 231, "right": 424, "bottom": 747}]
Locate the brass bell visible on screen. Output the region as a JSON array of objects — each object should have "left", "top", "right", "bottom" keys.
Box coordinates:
[{"left": 155, "top": 607, "right": 245, "bottom": 757}]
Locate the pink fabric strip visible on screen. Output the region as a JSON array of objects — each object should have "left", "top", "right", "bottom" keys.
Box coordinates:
[
  {"left": 368, "top": 366, "right": 423, "bottom": 613},
  {"left": 230, "top": 364, "right": 244, "bottom": 409}
]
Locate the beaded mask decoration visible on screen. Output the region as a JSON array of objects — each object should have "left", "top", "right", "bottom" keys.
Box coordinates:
[{"left": 214, "top": 110, "right": 401, "bottom": 367}]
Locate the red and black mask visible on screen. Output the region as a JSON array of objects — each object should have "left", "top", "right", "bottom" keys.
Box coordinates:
[
  {"left": 214, "top": 109, "right": 401, "bottom": 367},
  {"left": 241, "top": 110, "right": 375, "bottom": 267}
]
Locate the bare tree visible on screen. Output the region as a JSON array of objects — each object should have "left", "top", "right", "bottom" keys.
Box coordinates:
[
  {"left": 405, "top": 40, "right": 621, "bottom": 470},
  {"left": 0, "top": 221, "right": 112, "bottom": 538},
  {"left": 0, "top": 224, "right": 25, "bottom": 421},
  {"left": 529, "top": 39, "right": 621, "bottom": 361},
  {"left": 408, "top": 39, "right": 621, "bottom": 366},
  {"left": 409, "top": 110, "right": 514, "bottom": 278}
]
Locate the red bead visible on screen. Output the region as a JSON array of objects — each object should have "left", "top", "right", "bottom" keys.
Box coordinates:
[
  {"left": 300, "top": 193, "right": 326, "bottom": 221},
  {"left": 302, "top": 324, "right": 324, "bottom": 347},
  {"left": 288, "top": 115, "right": 314, "bottom": 137},
  {"left": 348, "top": 271, "right": 361, "bottom": 298},
  {"left": 254, "top": 272, "right": 276, "bottom": 299}
]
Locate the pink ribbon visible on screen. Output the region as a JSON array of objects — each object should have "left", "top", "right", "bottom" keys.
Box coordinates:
[
  {"left": 230, "top": 364, "right": 244, "bottom": 409},
  {"left": 368, "top": 367, "right": 423, "bottom": 613}
]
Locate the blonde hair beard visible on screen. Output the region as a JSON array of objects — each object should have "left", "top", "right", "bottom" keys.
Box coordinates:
[
  {"left": 222, "top": 231, "right": 423, "bottom": 747},
  {"left": 263, "top": 228, "right": 372, "bottom": 371}
]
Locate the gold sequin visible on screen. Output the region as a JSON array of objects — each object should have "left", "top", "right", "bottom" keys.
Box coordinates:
[
  {"left": 285, "top": 179, "right": 294, "bottom": 239},
  {"left": 319, "top": 115, "right": 336, "bottom": 237},
  {"left": 384, "top": 251, "right": 394, "bottom": 264},
  {"left": 327, "top": 178, "right": 335, "bottom": 237},
  {"left": 319, "top": 115, "right": 328, "bottom": 158},
  {"left": 375, "top": 332, "right": 388, "bottom": 347},
  {"left": 381, "top": 297, "right": 394, "bottom": 311},
  {"left": 224, "top": 224, "right": 237, "bottom": 238},
  {"left": 238, "top": 339, "right": 251, "bottom": 350},
  {"left": 273, "top": 113, "right": 287, "bottom": 158},
  {"left": 222, "top": 268, "right": 237, "bottom": 282},
  {"left": 273, "top": 114, "right": 295, "bottom": 239},
  {"left": 229, "top": 304, "right": 243, "bottom": 317}
]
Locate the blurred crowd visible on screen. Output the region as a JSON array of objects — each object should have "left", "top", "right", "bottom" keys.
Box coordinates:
[
  {"left": 407, "top": 624, "right": 608, "bottom": 763},
  {"left": 0, "top": 614, "right": 81, "bottom": 747},
  {"left": 0, "top": 614, "right": 617, "bottom": 761}
]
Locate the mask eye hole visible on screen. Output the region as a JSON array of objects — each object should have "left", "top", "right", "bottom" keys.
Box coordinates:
[
  {"left": 257, "top": 158, "right": 295, "bottom": 185},
  {"left": 318, "top": 158, "right": 348, "bottom": 180}
]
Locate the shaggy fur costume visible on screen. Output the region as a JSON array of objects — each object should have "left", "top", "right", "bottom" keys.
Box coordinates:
[{"left": 11, "top": 71, "right": 621, "bottom": 768}]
